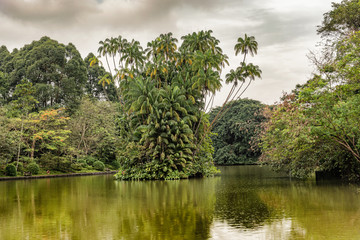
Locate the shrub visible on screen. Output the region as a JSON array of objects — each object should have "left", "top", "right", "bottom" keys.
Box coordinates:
[
  {"left": 93, "top": 160, "right": 105, "bottom": 171},
  {"left": 77, "top": 159, "right": 88, "bottom": 168},
  {"left": 84, "top": 156, "right": 96, "bottom": 166},
  {"left": 71, "top": 163, "right": 83, "bottom": 171},
  {"left": 27, "top": 162, "right": 40, "bottom": 175},
  {"left": 5, "top": 164, "right": 17, "bottom": 176}
]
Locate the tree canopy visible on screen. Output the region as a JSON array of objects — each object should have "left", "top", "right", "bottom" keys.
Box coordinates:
[{"left": 209, "top": 99, "right": 267, "bottom": 165}]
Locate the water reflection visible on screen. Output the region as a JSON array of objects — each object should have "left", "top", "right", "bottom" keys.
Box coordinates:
[
  {"left": 213, "top": 166, "right": 360, "bottom": 240},
  {"left": 0, "top": 176, "right": 218, "bottom": 240},
  {"left": 0, "top": 166, "right": 360, "bottom": 239}
]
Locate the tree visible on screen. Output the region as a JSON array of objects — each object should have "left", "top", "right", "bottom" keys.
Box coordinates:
[
  {"left": 84, "top": 53, "right": 117, "bottom": 101},
  {"left": 209, "top": 34, "right": 261, "bottom": 134},
  {"left": 68, "top": 98, "right": 117, "bottom": 163},
  {"left": 210, "top": 99, "right": 267, "bottom": 165},
  {"left": 3, "top": 37, "right": 87, "bottom": 112},
  {"left": 317, "top": 0, "right": 360, "bottom": 38},
  {"left": 11, "top": 80, "right": 38, "bottom": 168}
]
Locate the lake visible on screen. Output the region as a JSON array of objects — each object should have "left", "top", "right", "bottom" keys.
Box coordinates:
[{"left": 1, "top": 166, "right": 359, "bottom": 239}]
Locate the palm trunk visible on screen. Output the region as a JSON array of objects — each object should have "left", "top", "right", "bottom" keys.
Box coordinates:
[{"left": 105, "top": 55, "right": 112, "bottom": 77}]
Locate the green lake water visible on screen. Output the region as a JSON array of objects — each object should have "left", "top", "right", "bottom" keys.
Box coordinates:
[{"left": 0, "top": 165, "right": 359, "bottom": 239}]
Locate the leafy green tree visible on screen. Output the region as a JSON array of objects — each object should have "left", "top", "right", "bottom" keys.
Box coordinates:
[
  {"left": 84, "top": 53, "right": 117, "bottom": 101},
  {"left": 210, "top": 99, "right": 267, "bottom": 165},
  {"left": 68, "top": 98, "right": 118, "bottom": 163},
  {"left": 317, "top": 0, "right": 360, "bottom": 37},
  {"left": 12, "top": 80, "right": 38, "bottom": 168},
  {"left": 4, "top": 37, "right": 87, "bottom": 112},
  {"left": 0, "top": 107, "right": 18, "bottom": 166}
]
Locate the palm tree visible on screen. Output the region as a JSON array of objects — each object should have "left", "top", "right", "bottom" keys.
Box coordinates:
[
  {"left": 98, "top": 74, "right": 112, "bottom": 101},
  {"left": 205, "top": 34, "right": 261, "bottom": 144},
  {"left": 157, "top": 32, "right": 178, "bottom": 61},
  {"left": 116, "top": 35, "right": 129, "bottom": 69},
  {"left": 234, "top": 34, "right": 258, "bottom": 62},
  {"left": 121, "top": 39, "right": 145, "bottom": 71},
  {"left": 219, "top": 34, "right": 259, "bottom": 108},
  {"left": 98, "top": 40, "right": 112, "bottom": 76}
]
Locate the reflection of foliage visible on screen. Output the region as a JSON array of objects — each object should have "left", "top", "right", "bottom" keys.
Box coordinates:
[
  {"left": 214, "top": 166, "right": 274, "bottom": 229},
  {"left": 209, "top": 99, "right": 267, "bottom": 165},
  {"left": 0, "top": 175, "right": 217, "bottom": 240},
  {"left": 215, "top": 190, "right": 271, "bottom": 228},
  {"left": 258, "top": 181, "right": 360, "bottom": 239}
]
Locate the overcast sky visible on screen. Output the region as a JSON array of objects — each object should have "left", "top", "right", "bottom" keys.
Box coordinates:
[{"left": 0, "top": 0, "right": 335, "bottom": 106}]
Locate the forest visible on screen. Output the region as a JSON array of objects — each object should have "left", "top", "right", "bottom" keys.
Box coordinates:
[{"left": 0, "top": 30, "right": 261, "bottom": 179}]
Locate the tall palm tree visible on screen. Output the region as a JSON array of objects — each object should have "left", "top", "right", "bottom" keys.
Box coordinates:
[
  {"left": 116, "top": 35, "right": 129, "bottom": 69},
  {"left": 207, "top": 34, "right": 260, "bottom": 140},
  {"left": 234, "top": 34, "right": 258, "bottom": 62},
  {"left": 121, "top": 39, "right": 145, "bottom": 71},
  {"left": 157, "top": 32, "right": 178, "bottom": 61},
  {"left": 98, "top": 40, "right": 112, "bottom": 76},
  {"left": 98, "top": 74, "right": 112, "bottom": 101}
]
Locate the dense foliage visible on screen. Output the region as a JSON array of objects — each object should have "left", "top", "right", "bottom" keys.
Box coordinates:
[
  {"left": 0, "top": 31, "right": 261, "bottom": 179},
  {"left": 0, "top": 37, "right": 119, "bottom": 176},
  {"left": 261, "top": 0, "right": 360, "bottom": 181},
  {"left": 107, "top": 31, "right": 261, "bottom": 180},
  {"left": 209, "top": 99, "right": 267, "bottom": 165}
]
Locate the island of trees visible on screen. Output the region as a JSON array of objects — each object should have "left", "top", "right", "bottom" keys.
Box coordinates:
[{"left": 0, "top": 29, "right": 261, "bottom": 179}]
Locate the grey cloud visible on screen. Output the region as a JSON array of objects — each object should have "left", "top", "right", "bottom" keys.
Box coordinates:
[
  {"left": 0, "top": 0, "right": 333, "bottom": 105},
  {"left": 0, "top": 0, "right": 97, "bottom": 24}
]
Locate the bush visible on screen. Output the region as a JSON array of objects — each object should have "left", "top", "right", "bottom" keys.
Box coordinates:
[
  {"left": 5, "top": 164, "right": 17, "bottom": 176},
  {"left": 77, "top": 159, "right": 88, "bottom": 168},
  {"left": 83, "top": 156, "right": 96, "bottom": 166},
  {"left": 93, "top": 160, "right": 105, "bottom": 171},
  {"left": 71, "top": 163, "right": 83, "bottom": 171},
  {"left": 27, "top": 162, "right": 40, "bottom": 175}
]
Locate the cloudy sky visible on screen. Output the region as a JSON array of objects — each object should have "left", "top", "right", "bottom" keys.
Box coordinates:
[{"left": 0, "top": 0, "right": 335, "bottom": 105}]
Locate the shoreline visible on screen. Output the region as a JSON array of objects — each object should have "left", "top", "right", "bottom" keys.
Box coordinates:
[{"left": 0, "top": 170, "right": 118, "bottom": 181}]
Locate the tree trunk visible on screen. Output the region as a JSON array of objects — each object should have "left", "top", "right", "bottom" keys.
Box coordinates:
[{"left": 16, "top": 120, "right": 24, "bottom": 169}]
